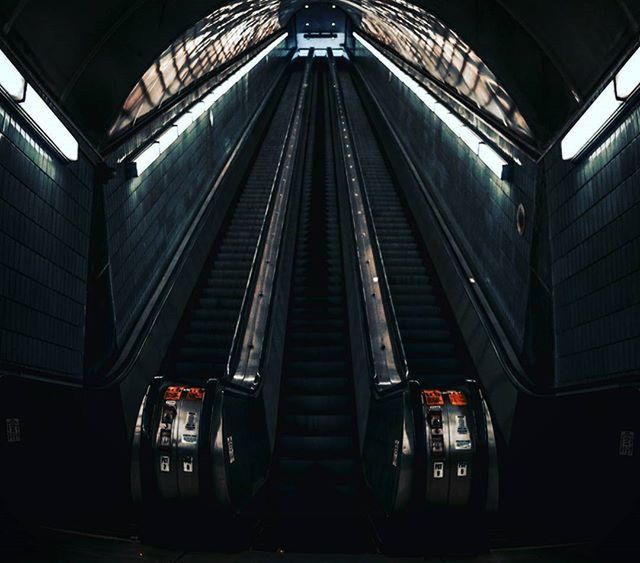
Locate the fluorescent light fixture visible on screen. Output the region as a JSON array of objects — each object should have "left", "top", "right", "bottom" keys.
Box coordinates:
[
  {"left": 157, "top": 125, "right": 178, "bottom": 152},
  {"left": 129, "top": 142, "right": 160, "bottom": 177},
  {"left": 615, "top": 45, "right": 640, "bottom": 99},
  {"left": 130, "top": 33, "right": 287, "bottom": 177},
  {"left": 0, "top": 48, "right": 78, "bottom": 160},
  {"left": 561, "top": 44, "right": 640, "bottom": 160},
  {"left": 0, "top": 50, "right": 26, "bottom": 100},
  {"left": 354, "top": 32, "right": 509, "bottom": 179},
  {"left": 478, "top": 143, "right": 508, "bottom": 178},
  {"left": 191, "top": 100, "right": 207, "bottom": 119},
  {"left": 175, "top": 111, "right": 194, "bottom": 134},
  {"left": 20, "top": 85, "right": 79, "bottom": 160},
  {"left": 561, "top": 82, "right": 622, "bottom": 160},
  {"left": 454, "top": 121, "right": 482, "bottom": 151}
]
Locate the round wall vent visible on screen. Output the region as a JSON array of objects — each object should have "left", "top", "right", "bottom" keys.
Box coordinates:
[{"left": 516, "top": 203, "right": 526, "bottom": 236}]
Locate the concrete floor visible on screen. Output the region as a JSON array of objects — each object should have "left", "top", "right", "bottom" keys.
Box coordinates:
[{"left": 1, "top": 528, "right": 633, "bottom": 563}]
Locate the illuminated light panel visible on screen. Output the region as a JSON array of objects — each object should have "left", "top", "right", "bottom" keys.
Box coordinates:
[
  {"left": 130, "top": 33, "right": 287, "bottom": 177},
  {"left": 190, "top": 101, "right": 207, "bottom": 120},
  {"left": 615, "top": 45, "right": 640, "bottom": 99},
  {"left": 354, "top": 32, "right": 509, "bottom": 179},
  {"left": 561, "top": 83, "right": 623, "bottom": 160},
  {"left": 129, "top": 142, "right": 160, "bottom": 177},
  {"left": 157, "top": 125, "right": 178, "bottom": 152},
  {"left": 0, "top": 49, "right": 78, "bottom": 161},
  {"left": 478, "top": 143, "right": 508, "bottom": 178},
  {"left": 175, "top": 112, "right": 194, "bottom": 135},
  {"left": 0, "top": 50, "right": 26, "bottom": 100},
  {"left": 20, "top": 85, "right": 79, "bottom": 161},
  {"left": 562, "top": 45, "right": 640, "bottom": 160}
]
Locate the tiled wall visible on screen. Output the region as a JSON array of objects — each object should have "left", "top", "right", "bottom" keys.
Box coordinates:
[
  {"left": 0, "top": 48, "right": 288, "bottom": 381},
  {"left": 355, "top": 44, "right": 640, "bottom": 388},
  {"left": 0, "top": 105, "right": 94, "bottom": 381},
  {"left": 353, "top": 50, "right": 538, "bottom": 354},
  {"left": 544, "top": 106, "right": 640, "bottom": 386},
  {"left": 104, "top": 53, "right": 288, "bottom": 344}
]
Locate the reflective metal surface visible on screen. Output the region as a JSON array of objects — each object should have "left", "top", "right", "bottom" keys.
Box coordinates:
[
  {"left": 327, "top": 50, "right": 405, "bottom": 391},
  {"left": 228, "top": 54, "right": 314, "bottom": 389}
]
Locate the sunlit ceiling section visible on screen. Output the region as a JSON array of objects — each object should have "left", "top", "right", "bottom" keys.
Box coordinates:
[
  {"left": 340, "top": 0, "right": 533, "bottom": 139},
  {"left": 109, "top": 0, "right": 284, "bottom": 136},
  {"left": 110, "top": 0, "right": 532, "bottom": 140}
]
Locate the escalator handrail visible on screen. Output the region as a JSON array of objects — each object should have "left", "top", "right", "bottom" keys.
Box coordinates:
[
  {"left": 86, "top": 60, "right": 293, "bottom": 390},
  {"left": 225, "top": 54, "right": 314, "bottom": 393},
  {"left": 327, "top": 50, "right": 408, "bottom": 395},
  {"left": 349, "top": 63, "right": 580, "bottom": 398},
  {"left": 338, "top": 69, "right": 412, "bottom": 390}
]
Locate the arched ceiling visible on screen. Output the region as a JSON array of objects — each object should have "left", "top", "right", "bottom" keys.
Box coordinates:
[{"left": 1, "top": 0, "right": 637, "bottom": 149}]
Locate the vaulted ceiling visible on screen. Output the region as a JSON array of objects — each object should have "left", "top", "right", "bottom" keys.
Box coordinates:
[{"left": 1, "top": 0, "right": 637, "bottom": 148}]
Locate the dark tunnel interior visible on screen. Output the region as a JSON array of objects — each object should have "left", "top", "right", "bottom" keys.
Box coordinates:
[{"left": 0, "top": 1, "right": 639, "bottom": 561}]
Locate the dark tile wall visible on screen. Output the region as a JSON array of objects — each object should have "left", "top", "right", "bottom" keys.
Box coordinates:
[
  {"left": 0, "top": 105, "right": 94, "bottom": 380},
  {"left": 355, "top": 44, "right": 640, "bottom": 388},
  {"left": 544, "top": 105, "right": 640, "bottom": 386},
  {"left": 353, "top": 50, "right": 538, "bottom": 353},
  {"left": 104, "top": 54, "right": 288, "bottom": 344}
]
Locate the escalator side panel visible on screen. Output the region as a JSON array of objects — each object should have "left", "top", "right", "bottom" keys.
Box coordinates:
[
  {"left": 338, "top": 69, "right": 467, "bottom": 389},
  {"left": 166, "top": 70, "right": 305, "bottom": 383},
  {"left": 264, "top": 61, "right": 369, "bottom": 549},
  {"left": 134, "top": 68, "right": 306, "bottom": 516}
]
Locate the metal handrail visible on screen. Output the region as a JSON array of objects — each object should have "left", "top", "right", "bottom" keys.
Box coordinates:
[
  {"left": 84, "top": 60, "right": 292, "bottom": 390},
  {"left": 327, "top": 50, "right": 408, "bottom": 394},
  {"left": 225, "top": 53, "right": 314, "bottom": 392},
  {"left": 351, "top": 63, "right": 640, "bottom": 397}
]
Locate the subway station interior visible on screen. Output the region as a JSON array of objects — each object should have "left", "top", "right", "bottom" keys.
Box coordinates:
[{"left": 0, "top": 1, "right": 639, "bottom": 561}]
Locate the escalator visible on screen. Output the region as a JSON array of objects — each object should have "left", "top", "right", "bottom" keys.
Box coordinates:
[
  {"left": 130, "top": 64, "right": 310, "bottom": 534},
  {"left": 164, "top": 69, "right": 304, "bottom": 382},
  {"left": 329, "top": 56, "right": 497, "bottom": 552},
  {"left": 259, "top": 59, "right": 372, "bottom": 552},
  {"left": 337, "top": 69, "right": 468, "bottom": 389},
  {"left": 131, "top": 54, "right": 495, "bottom": 554}
]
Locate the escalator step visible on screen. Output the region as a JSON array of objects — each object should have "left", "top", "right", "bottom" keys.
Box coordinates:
[
  {"left": 287, "top": 345, "right": 347, "bottom": 361},
  {"left": 282, "top": 395, "right": 352, "bottom": 415},
  {"left": 284, "top": 376, "right": 351, "bottom": 394},
  {"left": 281, "top": 414, "right": 354, "bottom": 435},
  {"left": 286, "top": 360, "right": 349, "bottom": 375},
  {"left": 340, "top": 69, "right": 469, "bottom": 390},
  {"left": 279, "top": 435, "right": 355, "bottom": 458},
  {"left": 276, "top": 458, "right": 359, "bottom": 481}
]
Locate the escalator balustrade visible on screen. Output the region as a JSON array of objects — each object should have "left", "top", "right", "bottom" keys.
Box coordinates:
[
  {"left": 128, "top": 54, "right": 497, "bottom": 554},
  {"left": 132, "top": 65, "right": 308, "bottom": 513},
  {"left": 259, "top": 59, "right": 372, "bottom": 551},
  {"left": 330, "top": 56, "right": 498, "bottom": 529}
]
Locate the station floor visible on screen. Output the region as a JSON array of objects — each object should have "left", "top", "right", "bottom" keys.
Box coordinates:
[{"left": 1, "top": 528, "right": 634, "bottom": 562}]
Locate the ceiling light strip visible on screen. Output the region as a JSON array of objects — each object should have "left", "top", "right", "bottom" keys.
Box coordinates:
[
  {"left": 130, "top": 32, "right": 288, "bottom": 177},
  {"left": 353, "top": 32, "right": 509, "bottom": 179},
  {"left": 562, "top": 44, "right": 640, "bottom": 160},
  {"left": 0, "top": 49, "right": 79, "bottom": 161}
]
